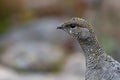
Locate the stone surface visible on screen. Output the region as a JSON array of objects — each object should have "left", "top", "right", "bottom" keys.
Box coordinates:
[
  {"left": 1, "top": 42, "right": 64, "bottom": 70},
  {"left": 62, "top": 53, "right": 85, "bottom": 77}
]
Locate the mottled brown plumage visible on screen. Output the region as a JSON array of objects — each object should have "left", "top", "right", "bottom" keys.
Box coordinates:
[{"left": 57, "top": 17, "right": 120, "bottom": 80}]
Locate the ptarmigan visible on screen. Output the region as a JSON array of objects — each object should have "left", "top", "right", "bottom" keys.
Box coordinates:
[{"left": 57, "top": 18, "right": 120, "bottom": 80}]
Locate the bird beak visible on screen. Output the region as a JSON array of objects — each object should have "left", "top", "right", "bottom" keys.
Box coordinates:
[{"left": 57, "top": 26, "right": 63, "bottom": 29}]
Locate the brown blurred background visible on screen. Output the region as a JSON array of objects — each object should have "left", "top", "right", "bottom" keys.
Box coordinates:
[{"left": 0, "top": 0, "right": 120, "bottom": 80}]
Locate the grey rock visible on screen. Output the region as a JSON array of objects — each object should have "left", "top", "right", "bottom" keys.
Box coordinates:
[
  {"left": 1, "top": 42, "right": 64, "bottom": 70},
  {"left": 62, "top": 53, "right": 85, "bottom": 77}
]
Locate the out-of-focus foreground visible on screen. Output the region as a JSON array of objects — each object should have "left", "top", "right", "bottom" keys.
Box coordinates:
[{"left": 0, "top": 0, "right": 120, "bottom": 80}]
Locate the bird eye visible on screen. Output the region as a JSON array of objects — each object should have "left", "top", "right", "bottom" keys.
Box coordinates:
[{"left": 70, "top": 24, "right": 76, "bottom": 28}]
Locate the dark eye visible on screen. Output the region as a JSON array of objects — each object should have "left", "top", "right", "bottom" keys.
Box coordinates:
[
  {"left": 65, "top": 23, "right": 79, "bottom": 28},
  {"left": 69, "top": 23, "right": 78, "bottom": 28},
  {"left": 70, "top": 24, "right": 76, "bottom": 28}
]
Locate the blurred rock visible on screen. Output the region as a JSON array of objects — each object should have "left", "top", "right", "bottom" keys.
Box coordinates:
[
  {"left": 0, "top": 65, "right": 84, "bottom": 80},
  {"left": 19, "top": 73, "right": 83, "bottom": 80},
  {"left": 1, "top": 42, "right": 64, "bottom": 71},
  {"left": 56, "top": 74, "right": 84, "bottom": 80},
  {"left": 0, "top": 16, "right": 85, "bottom": 80},
  {"left": 62, "top": 53, "right": 85, "bottom": 77},
  {"left": 1, "top": 17, "right": 68, "bottom": 46},
  {"left": 0, "top": 17, "right": 82, "bottom": 72},
  {"left": 0, "top": 65, "right": 18, "bottom": 80}
]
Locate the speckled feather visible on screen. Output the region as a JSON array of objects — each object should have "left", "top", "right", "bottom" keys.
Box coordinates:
[
  {"left": 62, "top": 17, "right": 95, "bottom": 34},
  {"left": 58, "top": 17, "right": 120, "bottom": 80}
]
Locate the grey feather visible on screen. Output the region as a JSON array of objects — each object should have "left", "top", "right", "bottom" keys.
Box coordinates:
[{"left": 57, "top": 17, "right": 120, "bottom": 80}]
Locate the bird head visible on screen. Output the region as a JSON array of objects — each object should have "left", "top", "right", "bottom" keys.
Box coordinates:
[{"left": 57, "top": 18, "right": 94, "bottom": 40}]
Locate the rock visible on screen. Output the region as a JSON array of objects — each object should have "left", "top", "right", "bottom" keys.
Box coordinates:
[
  {"left": 0, "top": 65, "right": 18, "bottom": 80},
  {"left": 1, "top": 42, "right": 64, "bottom": 71},
  {"left": 62, "top": 53, "right": 85, "bottom": 77},
  {"left": 0, "top": 17, "right": 70, "bottom": 49},
  {"left": 56, "top": 74, "right": 84, "bottom": 80},
  {"left": 18, "top": 73, "right": 84, "bottom": 80}
]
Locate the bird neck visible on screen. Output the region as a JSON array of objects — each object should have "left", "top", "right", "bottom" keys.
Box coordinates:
[{"left": 77, "top": 35, "right": 106, "bottom": 68}]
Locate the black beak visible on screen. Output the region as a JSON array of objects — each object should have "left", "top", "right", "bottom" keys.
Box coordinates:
[{"left": 57, "top": 26, "right": 63, "bottom": 29}]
